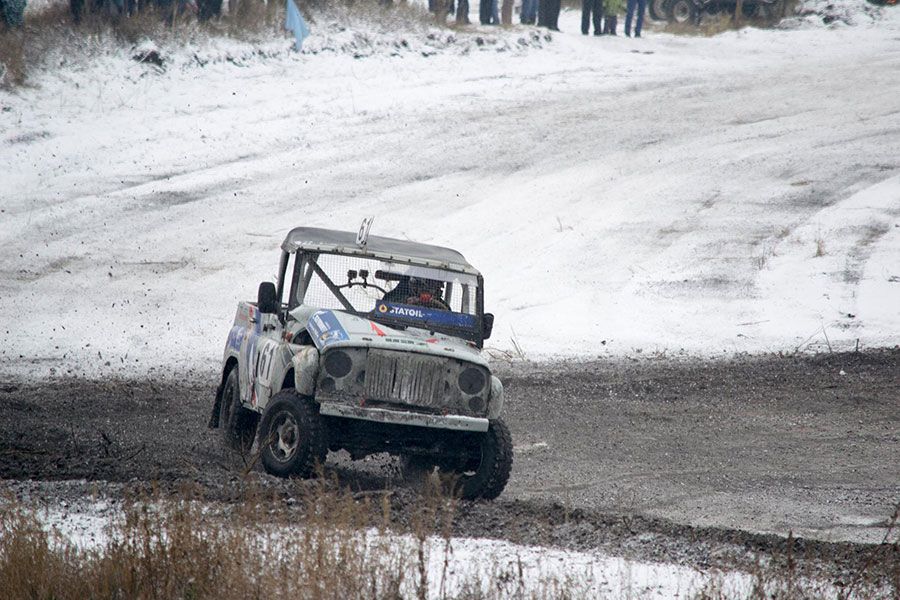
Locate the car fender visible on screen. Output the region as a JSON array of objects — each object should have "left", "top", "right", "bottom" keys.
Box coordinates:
[
  {"left": 487, "top": 376, "right": 504, "bottom": 419},
  {"left": 292, "top": 345, "right": 320, "bottom": 397}
]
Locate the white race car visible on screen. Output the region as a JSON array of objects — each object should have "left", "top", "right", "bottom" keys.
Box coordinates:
[{"left": 209, "top": 222, "right": 512, "bottom": 499}]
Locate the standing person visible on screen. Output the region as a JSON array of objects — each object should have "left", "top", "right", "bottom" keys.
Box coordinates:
[
  {"left": 520, "top": 0, "right": 537, "bottom": 23},
  {"left": 624, "top": 0, "right": 645, "bottom": 36},
  {"left": 581, "top": 0, "right": 603, "bottom": 34},
  {"left": 479, "top": 0, "right": 491, "bottom": 23},
  {"left": 603, "top": 0, "right": 621, "bottom": 33},
  {"left": 538, "top": 0, "right": 560, "bottom": 30}
]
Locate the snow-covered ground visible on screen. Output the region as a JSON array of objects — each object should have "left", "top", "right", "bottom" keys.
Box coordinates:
[
  {"left": 33, "top": 498, "right": 754, "bottom": 598},
  {"left": 1, "top": 2, "right": 899, "bottom": 378}
]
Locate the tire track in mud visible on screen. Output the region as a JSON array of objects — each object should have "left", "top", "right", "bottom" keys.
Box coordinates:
[{"left": 0, "top": 350, "right": 897, "bottom": 578}]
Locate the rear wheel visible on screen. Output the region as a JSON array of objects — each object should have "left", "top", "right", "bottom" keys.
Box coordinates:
[
  {"left": 649, "top": 0, "right": 668, "bottom": 20},
  {"left": 258, "top": 391, "right": 327, "bottom": 478},
  {"left": 220, "top": 368, "right": 259, "bottom": 454},
  {"left": 667, "top": 0, "right": 699, "bottom": 23}
]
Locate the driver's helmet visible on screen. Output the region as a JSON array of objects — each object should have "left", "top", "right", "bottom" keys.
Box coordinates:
[{"left": 409, "top": 277, "right": 442, "bottom": 299}]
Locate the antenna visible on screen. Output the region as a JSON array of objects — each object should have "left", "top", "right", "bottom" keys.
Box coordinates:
[{"left": 356, "top": 216, "right": 374, "bottom": 247}]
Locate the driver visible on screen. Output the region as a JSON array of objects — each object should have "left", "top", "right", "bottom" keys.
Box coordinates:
[{"left": 405, "top": 277, "right": 450, "bottom": 310}]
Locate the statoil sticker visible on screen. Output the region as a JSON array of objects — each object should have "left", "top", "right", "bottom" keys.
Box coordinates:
[
  {"left": 374, "top": 301, "right": 477, "bottom": 329},
  {"left": 307, "top": 310, "right": 350, "bottom": 349}
]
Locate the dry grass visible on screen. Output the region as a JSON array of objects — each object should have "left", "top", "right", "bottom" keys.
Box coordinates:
[
  {"left": 0, "top": 476, "right": 594, "bottom": 600},
  {"left": 0, "top": 0, "right": 438, "bottom": 87},
  {"left": 2, "top": 477, "right": 898, "bottom": 599}
]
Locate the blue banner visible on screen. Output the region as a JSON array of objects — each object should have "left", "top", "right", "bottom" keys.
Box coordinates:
[
  {"left": 374, "top": 301, "right": 477, "bottom": 329},
  {"left": 285, "top": 0, "right": 310, "bottom": 51}
]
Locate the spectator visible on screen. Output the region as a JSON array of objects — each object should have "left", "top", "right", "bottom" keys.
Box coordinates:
[
  {"left": 537, "top": 0, "right": 560, "bottom": 30},
  {"left": 624, "top": 0, "right": 645, "bottom": 36},
  {"left": 1, "top": 0, "right": 26, "bottom": 27},
  {"left": 603, "top": 0, "right": 621, "bottom": 33},
  {"left": 479, "top": 0, "right": 490, "bottom": 23},
  {"left": 581, "top": 0, "right": 602, "bottom": 35},
  {"left": 520, "top": 0, "right": 536, "bottom": 23}
]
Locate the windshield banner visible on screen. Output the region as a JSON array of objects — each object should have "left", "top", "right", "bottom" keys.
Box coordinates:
[
  {"left": 374, "top": 301, "right": 477, "bottom": 329},
  {"left": 307, "top": 310, "right": 350, "bottom": 350}
]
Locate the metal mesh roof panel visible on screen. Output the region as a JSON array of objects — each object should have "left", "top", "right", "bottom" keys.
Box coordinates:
[{"left": 281, "top": 227, "right": 480, "bottom": 275}]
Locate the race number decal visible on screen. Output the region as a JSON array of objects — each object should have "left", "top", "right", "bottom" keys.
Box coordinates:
[{"left": 255, "top": 340, "right": 280, "bottom": 391}]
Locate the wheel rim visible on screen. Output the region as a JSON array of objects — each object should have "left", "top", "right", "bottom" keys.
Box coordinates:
[
  {"left": 652, "top": 0, "right": 666, "bottom": 18},
  {"left": 269, "top": 412, "right": 300, "bottom": 462},
  {"left": 673, "top": 0, "right": 691, "bottom": 22},
  {"left": 460, "top": 436, "right": 486, "bottom": 477}
]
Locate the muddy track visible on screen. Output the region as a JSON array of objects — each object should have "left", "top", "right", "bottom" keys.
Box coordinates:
[{"left": 1, "top": 350, "right": 898, "bottom": 577}]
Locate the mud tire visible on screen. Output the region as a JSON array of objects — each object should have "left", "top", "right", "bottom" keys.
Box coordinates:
[
  {"left": 258, "top": 391, "right": 327, "bottom": 478},
  {"left": 220, "top": 368, "right": 259, "bottom": 454},
  {"left": 649, "top": 0, "right": 668, "bottom": 20},
  {"left": 455, "top": 419, "right": 513, "bottom": 500},
  {"left": 667, "top": 0, "right": 698, "bottom": 23}
]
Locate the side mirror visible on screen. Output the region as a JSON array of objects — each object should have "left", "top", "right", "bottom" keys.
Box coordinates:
[
  {"left": 482, "top": 313, "right": 494, "bottom": 341},
  {"left": 257, "top": 281, "right": 278, "bottom": 314}
]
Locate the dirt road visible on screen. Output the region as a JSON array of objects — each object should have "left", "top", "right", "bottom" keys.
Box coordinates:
[{"left": 1, "top": 350, "right": 898, "bottom": 574}]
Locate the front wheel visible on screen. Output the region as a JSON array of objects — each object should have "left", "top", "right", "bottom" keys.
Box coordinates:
[
  {"left": 258, "top": 391, "right": 328, "bottom": 478},
  {"left": 453, "top": 419, "right": 514, "bottom": 500}
]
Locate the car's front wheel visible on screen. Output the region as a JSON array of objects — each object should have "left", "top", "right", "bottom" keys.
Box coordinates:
[{"left": 258, "top": 391, "right": 327, "bottom": 478}]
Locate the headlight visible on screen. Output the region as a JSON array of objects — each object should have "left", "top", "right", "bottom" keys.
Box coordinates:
[
  {"left": 458, "top": 367, "right": 486, "bottom": 395},
  {"left": 324, "top": 350, "right": 352, "bottom": 378}
]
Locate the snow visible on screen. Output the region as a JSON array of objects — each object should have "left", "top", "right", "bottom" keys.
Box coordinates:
[
  {"left": 32, "top": 499, "right": 754, "bottom": 598},
  {"left": 1, "top": 2, "right": 899, "bottom": 378}
]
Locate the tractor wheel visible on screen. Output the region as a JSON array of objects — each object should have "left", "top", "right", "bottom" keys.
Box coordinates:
[{"left": 667, "top": 0, "right": 699, "bottom": 23}]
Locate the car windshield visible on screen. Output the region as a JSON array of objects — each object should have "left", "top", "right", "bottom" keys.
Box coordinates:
[{"left": 292, "top": 252, "right": 480, "bottom": 337}]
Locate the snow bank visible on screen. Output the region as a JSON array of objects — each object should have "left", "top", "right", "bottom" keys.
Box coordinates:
[
  {"left": 785, "top": 0, "right": 889, "bottom": 28},
  {"left": 31, "top": 499, "right": 753, "bottom": 598},
  {"left": 1, "top": 5, "right": 899, "bottom": 378}
]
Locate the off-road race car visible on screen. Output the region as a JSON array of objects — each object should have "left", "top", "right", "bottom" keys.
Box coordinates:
[{"left": 209, "top": 222, "right": 512, "bottom": 500}]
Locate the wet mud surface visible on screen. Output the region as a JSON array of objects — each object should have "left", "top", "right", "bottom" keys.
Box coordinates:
[{"left": 1, "top": 351, "right": 898, "bottom": 577}]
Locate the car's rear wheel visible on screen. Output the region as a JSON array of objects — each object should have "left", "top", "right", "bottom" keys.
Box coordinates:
[
  {"left": 258, "top": 391, "right": 327, "bottom": 478},
  {"left": 220, "top": 368, "right": 259, "bottom": 454}
]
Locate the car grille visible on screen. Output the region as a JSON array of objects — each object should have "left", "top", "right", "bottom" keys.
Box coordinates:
[{"left": 364, "top": 349, "right": 446, "bottom": 408}]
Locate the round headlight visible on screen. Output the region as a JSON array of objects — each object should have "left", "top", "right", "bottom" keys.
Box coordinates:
[
  {"left": 324, "top": 351, "right": 352, "bottom": 378},
  {"left": 458, "top": 367, "right": 486, "bottom": 395}
]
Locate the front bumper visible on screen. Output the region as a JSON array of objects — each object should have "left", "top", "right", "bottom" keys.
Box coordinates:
[{"left": 318, "top": 403, "right": 489, "bottom": 432}]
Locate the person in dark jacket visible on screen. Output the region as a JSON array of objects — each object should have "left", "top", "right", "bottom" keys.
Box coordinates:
[
  {"left": 537, "top": 0, "right": 560, "bottom": 30},
  {"left": 581, "top": 0, "right": 603, "bottom": 34}
]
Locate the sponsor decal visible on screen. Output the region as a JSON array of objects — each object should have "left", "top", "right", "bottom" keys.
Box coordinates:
[
  {"left": 227, "top": 326, "right": 244, "bottom": 352},
  {"left": 374, "top": 301, "right": 477, "bottom": 329},
  {"left": 307, "top": 310, "right": 350, "bottom": 350}
]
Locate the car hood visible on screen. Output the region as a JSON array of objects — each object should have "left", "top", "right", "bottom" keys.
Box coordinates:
[{"left": 299, "top": 308, "right": 488, "bottom": 368}]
